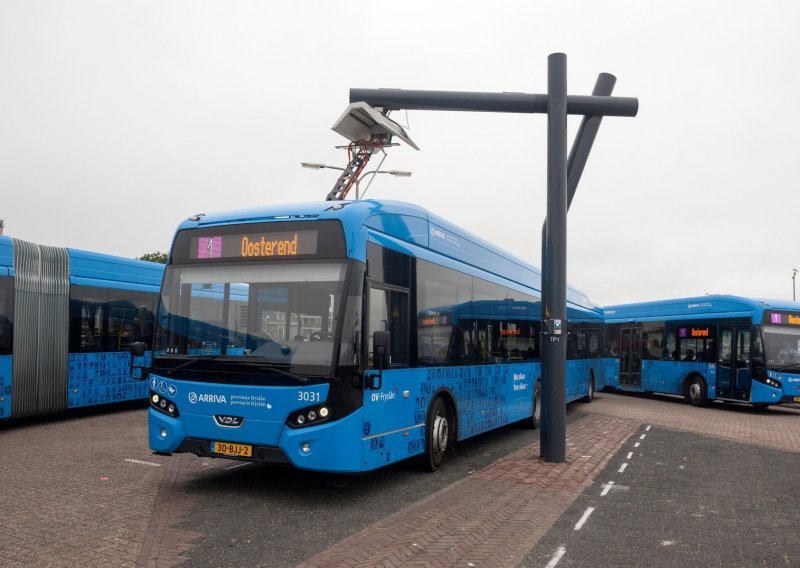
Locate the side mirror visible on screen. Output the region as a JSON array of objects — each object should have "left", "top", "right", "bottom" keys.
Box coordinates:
[
  {"left": 365, "top": 331, "right": 390, "bottom": 391},
  {"left": 130, "top": 341, "right": 147, "bottom": 357},
  {"left": 129, "top": 341, "right": 149, "bottom": 380},
  {"left": 373, "top": 331, "right": 390, "bottom": 371}
]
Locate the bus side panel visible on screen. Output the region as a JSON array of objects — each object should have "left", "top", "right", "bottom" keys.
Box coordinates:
[
  {"left": 643, "top": 361, "right": 716, "bottom": 398},
  {"left": 360, "top": 363, "right": 537, "bottom": 471},
  {"left": 604, "top": 358, "right": 620, "bottom": 389},
  {"left": 0, "top": 355, "right": 10, "bottom": 418},
  {"left": 67, "top": 352, "right": 150, "bottom": 408},
  {"left": 565, "top": 359, "right": 602, "bottom": 402}
]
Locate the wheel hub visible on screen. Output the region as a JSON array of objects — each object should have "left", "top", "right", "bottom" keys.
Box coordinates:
[{"left": 432, "top": 413, "right": 448, "bottom": 454}]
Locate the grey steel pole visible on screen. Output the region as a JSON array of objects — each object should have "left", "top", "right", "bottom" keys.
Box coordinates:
[
  {"left": 350, "top": 88, "right": 638, "bottom": 117},
  {"left": 541, "top": 72, "right": 617, "bottom": 321},
  {"left": 541, "top": 53, "right": 568, "bottom": 463}
]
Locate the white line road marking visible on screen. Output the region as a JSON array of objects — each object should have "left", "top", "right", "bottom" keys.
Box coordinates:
[
  {"left": 225, "top": 462, "right": 254, "bottom": 470},
  {"left": 124, "top": 459, "right": 162, "bottom": 467},
  {"left": 627, "top": 452, "right": 633, "bottom": 459},
  {"left": 545, "top": 546, "right": 567, "bottom": 568},
  {"left": 574, "top": 507, "right": 595, "bottom": 531},
  {"left": 639, "top": 434, "right": 646, "bottom": 440},
  {"left": 646, "top": 425, "right": 652, "bottom": 431},
  {"left": 634, "top": 442, "right": 640, "bottom": 448},
  {"left": 618, "top": 463, "right": 628, "bottom": 473},
  {"left": 601, "top": 481, "right": 615, "bottom": 496}
]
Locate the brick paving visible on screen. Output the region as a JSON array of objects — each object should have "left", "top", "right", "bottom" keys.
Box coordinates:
[
  {"left": 0, "top": 407, "right": 160, "bottom": 568},
  {"left": 0, "top": 407, "right": 223, "bottom": 568},
  {"left": 583, "top": 392, "right": 800, "bottom": 452},
  {"left": 296, "top": 414, "right": 638, "bottom": 568}
]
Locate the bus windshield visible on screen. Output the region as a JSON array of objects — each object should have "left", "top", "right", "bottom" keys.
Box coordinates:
[
  {"left": 154, "top": 261, "right": 347, "bottom": 374},
  {"left": 762, "top": 325, "right": 800, "bottom": 368}
]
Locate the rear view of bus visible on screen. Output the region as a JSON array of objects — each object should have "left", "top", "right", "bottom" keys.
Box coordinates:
[{"left": 137, "top": 212, "right": 366, "bottom": 472}]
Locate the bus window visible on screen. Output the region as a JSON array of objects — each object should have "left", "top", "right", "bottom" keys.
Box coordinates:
[
  {"left": 642, "top": 326, "right": 664, "bottom": 360},
  {"left": 720, "top": 328, "right": 732, "bottom": 364},
  {"left": 69, "top": 286, "right": 108, "bottom": 352},
  {"left": 368, "top": 287, "right": 408, "bottom": 367}
]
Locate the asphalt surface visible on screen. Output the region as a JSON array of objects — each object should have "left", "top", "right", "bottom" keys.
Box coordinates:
[
  {"left": 174, "top": 410, "right": 588, "bottom": 568},
  {"left": 521, "top": 425, "right": 800, "bottom": 568}
]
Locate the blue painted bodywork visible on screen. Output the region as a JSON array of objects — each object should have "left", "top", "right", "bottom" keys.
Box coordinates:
[
  {"left": 67, "top": 352, "right": 151, "bottom": 408},
  {"left": 0, "top": 355, "right": 10, "bottom": 418},
  {"left": 604, "top": 295, "right": 800, "bottom": 404},
  {"left": 153, "top": 199, "right": 604, "bottom": 472}
]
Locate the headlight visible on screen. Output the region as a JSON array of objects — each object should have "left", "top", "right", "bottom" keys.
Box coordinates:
[
  {"left": 288, "top": 405, "right": 331, "bottom": 428},
  {"left": 149, "top": 390, "right": 179, "bottom": 417}
]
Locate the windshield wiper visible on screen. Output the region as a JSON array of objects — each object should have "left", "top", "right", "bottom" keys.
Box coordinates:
[
  {"left": 772, "top": 363, "right": 800, "bottom": 373},
  {"left": 161, "top": 355, "right": 311, "bottom": 383},
  {"left": 164, "top": 355, "right": 222, "bottom": 375}
]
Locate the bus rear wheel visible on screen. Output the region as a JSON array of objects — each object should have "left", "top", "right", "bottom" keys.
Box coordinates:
[
  {"left": 523, "top": 380, "right": 542, "bottom": 429},
  {"left": 423, "top": 397, "right": 451, "bottom": 472},
  {"left": 685, "top": 376, "right": 708, "bottom": 406},
  {"left": 582, "top": 374, "right": 595, "bottom": 403}
]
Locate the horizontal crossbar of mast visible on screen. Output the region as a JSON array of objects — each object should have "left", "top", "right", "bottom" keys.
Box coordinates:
[{"left": 350, "top": 88, "right": 638, "bottom": 117}]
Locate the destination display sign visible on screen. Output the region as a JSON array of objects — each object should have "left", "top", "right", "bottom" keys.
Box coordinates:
[
  {"left": 190, "top": 230, "right": 319, "bottom": 260},
  {"left": 678, "top": 327, "right": 713, "bottom": 338},
  {"left": 171, "top": 220, "right": 346, "bottom": 264},
  {"left": 764, "top": 311, "right": 800, "bottom": 327}
]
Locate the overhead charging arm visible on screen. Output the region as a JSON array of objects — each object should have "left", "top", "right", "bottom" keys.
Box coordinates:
[{"left": 325, "top": 102, "right": 419, "bottom": 201}]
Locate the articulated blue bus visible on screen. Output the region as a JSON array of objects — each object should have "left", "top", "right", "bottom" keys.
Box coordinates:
[
  {"left": 0, "top": 236, "right": 163, "bottom": 419},
  {"left": 138, "top": 200, "right": 606, "bottom": 473},
  {"left": 603, "top": 295, "right": 800, "bottom": 407}
]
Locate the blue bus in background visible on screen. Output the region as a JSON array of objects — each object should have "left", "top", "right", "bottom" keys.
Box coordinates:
[
  {"left": 0, "top": 235, "right": 163, "bottom": 420},
  {"left": 137, "top": 199, "right": 606, "bottom": 473},
  {"left": 603, "top": 295, "right": 800, "bottom": 407}
]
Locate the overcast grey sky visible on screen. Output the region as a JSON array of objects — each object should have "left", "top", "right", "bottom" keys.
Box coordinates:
[{"left": 1, "top": 1, "right": 798, "bottom": 306}]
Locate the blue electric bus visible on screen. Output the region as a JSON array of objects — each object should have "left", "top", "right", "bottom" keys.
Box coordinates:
[
  {"left": 134, "top": 199, "right": 607, "bottom": 473},
  {"left": 603, "top": 295, "right": 800, "bottom": 407},
  {"left": 0, "top": 235, "right": 163, "bottom": 420}
]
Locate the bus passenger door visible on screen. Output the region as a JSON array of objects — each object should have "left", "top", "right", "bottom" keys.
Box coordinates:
[
  {"left": 619, "top": 327, "right": 642, "bottom": 387},
  {"left": 718, "top": 326, "right": 751, "bottom": 400}
]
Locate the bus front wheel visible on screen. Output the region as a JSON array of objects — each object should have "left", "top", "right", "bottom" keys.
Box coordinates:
[
  {"left": 685, "top": 376, "right": 708, "bottom": 406},
  {"left": 423, "top": 397, "right": 451, "bottom": 472}
]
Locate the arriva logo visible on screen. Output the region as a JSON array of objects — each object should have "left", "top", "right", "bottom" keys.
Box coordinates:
[{"left": 188, "top": 392, "right": 227, "bottom": 404}]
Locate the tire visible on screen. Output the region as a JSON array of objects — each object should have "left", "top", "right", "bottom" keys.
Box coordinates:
[
  {"left": 422, "top": 397, "right": 451, "bottom": 472},
  {"left": 582, "top": 374, "right": 595, "bottom": 403},
  {"left": 685, "top": 375, "right": 708, "bottom": 406},
  {"left": 752, "top": 403, "right": 771, "bottom": 410},
  {"left": 523, "top": 380, "right": 542, "bottom": 429}
]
